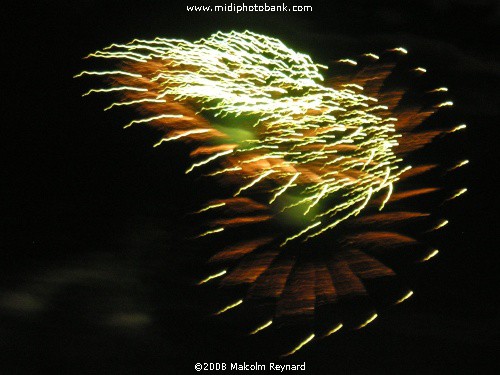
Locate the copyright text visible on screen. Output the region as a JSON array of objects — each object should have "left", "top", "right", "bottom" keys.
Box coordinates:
[{"left": 194, "top": 362, "right": 306, "bottom": 371}]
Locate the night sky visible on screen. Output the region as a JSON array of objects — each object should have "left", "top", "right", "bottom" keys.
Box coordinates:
[{"left": 2, "top": 1, "right": 499, "bottom": 373}]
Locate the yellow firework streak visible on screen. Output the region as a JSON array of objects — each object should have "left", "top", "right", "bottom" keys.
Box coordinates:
[
  {"left": 234, "top": 169, "right": 276, "bottom": 196},
  {"left": 396, "top": 290, "right": 414, "bottom": 304},
  {"left": 281, "top": 334, "right": 315, "bottom": 357},
  {"left": 447, "top": 160, "right": 469, "bottom": 172},
  {"left": 421, "top": 249, "right": 439, "bottom": 262},
  {"left": 185, "top": 149, "right": 233, "bottom": 174},
  {"left": 388, "top": 47, "right": 408, "bottom": 54},
  {"left": 196, "top": 227, "right": 224, "bottom": 238},
  {"left": 215, "top": 299, "right": 243, "bottom": 315},
  {"left": 446, "top": 188, "right": 467, "bottom": 201},
  {"left": 153, "top": 129, "right": 209, "bottom": 146},
  {"left": 438, "top": 101, "right": 454, "bottom": 107},
  {"left": 124, "top": 114, "right": 184, "bottom": 129},
  {"left": 194, "top": 202, "right": 226, "bottom": 214},
  {"left": 269, "top": 172, "right": 300, "bottom": 204},
  {"left": 74, "top": 70, "right": 142, "bottom": 78},
  {"left": 249, "top": 320, "right": 273, "bottom": 335},
  {"left": 104, "top": 98, "right": 166, "bottom": 111},
  {"left": 428, "top": 87, "right": 448, "bottom": 93},
  {"left": 450, "top": 124, "right": 467, "bottom": 133},
  {"left": 198, "top": 270, "right": 227, "bottom": 285},
  {"left": 82, "top": 86, "right": 147, "bottom": 96},
  {"left": 325, "top": 323, "right": 343, "bottom": 337},
  {"left": 337, "top": 59, "right": 357, "bottom": 65},
  {"left": 357, "top": 313, "right": 378, "bottom": 329},
  {"left": 431, "top": 219, "right": 449, "bottom": 231}
]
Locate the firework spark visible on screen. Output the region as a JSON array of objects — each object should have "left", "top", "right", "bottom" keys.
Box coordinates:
[{"left": 78, "top": 30, "right": 466, "bottom": 355}]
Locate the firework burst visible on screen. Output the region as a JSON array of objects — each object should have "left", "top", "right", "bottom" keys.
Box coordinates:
[{"left": 78, "top": 30, "right": 466, "bottom": 355}]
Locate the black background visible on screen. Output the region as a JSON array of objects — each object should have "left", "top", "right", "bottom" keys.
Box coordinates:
[{"left": 2, "top": 1, "right": 499, "bottom": 373}]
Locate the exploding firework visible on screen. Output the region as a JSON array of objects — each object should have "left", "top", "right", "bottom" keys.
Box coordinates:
[{"left": 78, "top": 30, "right": 466, "bottom": 355}]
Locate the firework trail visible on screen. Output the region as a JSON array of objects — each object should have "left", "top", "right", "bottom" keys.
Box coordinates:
[{"left": 78, "top": 30, "right": 466, "bottom": 355}]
